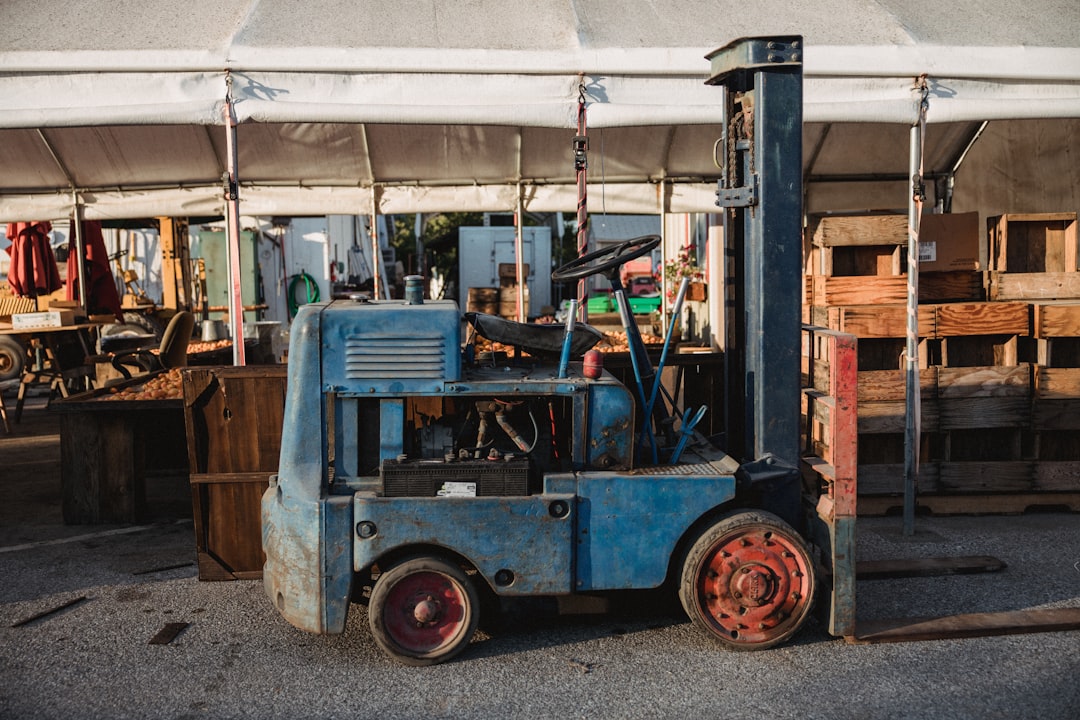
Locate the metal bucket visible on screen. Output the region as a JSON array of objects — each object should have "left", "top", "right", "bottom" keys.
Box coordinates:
[{"left": 201, "top": 319, "right": 227, "bottom": 342}]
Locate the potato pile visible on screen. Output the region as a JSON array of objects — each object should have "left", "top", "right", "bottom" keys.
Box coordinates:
[
  {"left": 103, "top": 368, "right": 184, "bottom": 401},
  {"left": 473, "top": 330, "right": 663, "bottom": 357},
  {"left": 185, "top": 339, "right": 232, "bottom": 355},
  {"left": 595, "top": 330, "right": 664, "bottom": 354}
]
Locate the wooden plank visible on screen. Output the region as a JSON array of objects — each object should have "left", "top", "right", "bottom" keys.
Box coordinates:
[
  {"left": 148, "top": 622, "right": 190, "bottom": 645},
  {"left": 1035, "top": 366, "right": 1080, "bottom": 398},
  {"left": 858, "top": 400, "right": 939, "bottom": 434},
  {"left": 857, "top": 368, "right": 936, "bottom": 403},
  {"left": 189, "top": 472, "right": 273, "bottom": 485},
  {"left": 988, "top": 272, "right": 1080, "bottom": 301},
  {"left": 813, "top": 273, "right": 983, "bottom": 307},
  {"left": 857, "top": 492, "right": 1080, "bottom": 516},
  {"left": 938, "top": 397, "right": 1030, "bottom": 429},
  {"left": 854, "top": 607, "right": 1080, "bottom": 643},
  {"left": 809, "top": 213, "right": 908, "bottom": 247},
  {"left": 1033, "top": 302, "right": 1080, "bottom": 337},
  {"left": 205, "top": 481, "right": 266, "bottom": 577},
  {"left": 935, "top": 302, "right": 1030, "bottom": 337},
  {"left": 10, "top": 596, "right": 87, "bottom": 627},
  {"left": 937, "top": 461, "right": 1034, "bottom": 493},
  {"left": 1034, "top": 398, "right": 1080, "bottom": 430},
  {"left": 938, "top": 365, "right": 1032, "bottom": 398},
  {"left": 1034, "top": 462, "right": 1080, "bottom": 491},
  {"left": 822, "top": 304, "right": 935, "bottom": 339},
  {"left": 856, "top": 555, "right": 1006, "bottom": 580}
]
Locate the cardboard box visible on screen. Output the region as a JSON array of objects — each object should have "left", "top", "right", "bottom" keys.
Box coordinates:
[
  {"left": 918, "top": 212, "right": 981, "bottom": 272},
  {"left": 48, "top": 300, "right": 80, "bottom": 310},
  {"left": 11, "top": 310, "right": 76, "bottom": 329}
]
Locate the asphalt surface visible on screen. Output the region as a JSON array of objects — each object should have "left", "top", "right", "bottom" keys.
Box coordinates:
[{"left": 1, "top": 391, "right": 1078, "bottom": 720}]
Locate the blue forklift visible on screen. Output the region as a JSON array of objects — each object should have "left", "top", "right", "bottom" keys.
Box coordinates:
[{"left": 263, "top": 36, "right": 821, "bottom": 665}]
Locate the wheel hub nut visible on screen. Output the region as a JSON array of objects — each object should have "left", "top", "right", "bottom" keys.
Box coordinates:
[
  {"left": 731, "top": 565, "right": 774, "bottom": 606},
  {"left": 413, "top": 596, "right": 440, "bottom": 624}
]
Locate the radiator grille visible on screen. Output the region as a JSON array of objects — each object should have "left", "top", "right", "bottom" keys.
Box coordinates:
[{"left": 344, "top": 336, "right": 446, "bottom": 379}]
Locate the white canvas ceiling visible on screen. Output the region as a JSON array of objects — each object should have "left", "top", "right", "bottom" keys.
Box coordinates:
[{"left": 1, "top": 0, "right": 1079, "bottom": 221}]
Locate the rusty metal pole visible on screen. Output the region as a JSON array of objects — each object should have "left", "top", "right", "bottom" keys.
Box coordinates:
[
  {"left": 223, "top": 72, "right": 246, "bottom": 366},
  {"left": 574, "top": 81, "right": 589, "bottom": 322}
]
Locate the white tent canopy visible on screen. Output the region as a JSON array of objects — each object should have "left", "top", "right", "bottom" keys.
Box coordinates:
[{"left": 2, "top": 0, "right": 1079, "bottom": 221}]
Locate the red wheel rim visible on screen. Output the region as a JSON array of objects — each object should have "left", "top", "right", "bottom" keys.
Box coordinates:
[
  {"left": 695, "top": 525, "right": 813, "bottom": 644},
  {"left": 382, "top": 570, "right": 471, "bottom": 654}
]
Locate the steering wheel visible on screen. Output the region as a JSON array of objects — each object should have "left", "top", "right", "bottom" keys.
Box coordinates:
[{"left": 550, "top": 234, "right": 661, "bottom": 283}]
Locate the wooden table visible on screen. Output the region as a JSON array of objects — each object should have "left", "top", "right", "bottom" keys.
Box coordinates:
[{"left": 0, "top": 323, "right": 105, "bottom": 422}]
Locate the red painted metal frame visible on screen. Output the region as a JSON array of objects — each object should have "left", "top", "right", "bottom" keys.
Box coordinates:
[{"left": 801, "top": 324, "right": 858, "bottom": 638}]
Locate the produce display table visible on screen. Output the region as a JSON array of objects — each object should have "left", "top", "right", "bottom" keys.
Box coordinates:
[{"left": 54, "top": 371, "right": 188, "bottom": 524}]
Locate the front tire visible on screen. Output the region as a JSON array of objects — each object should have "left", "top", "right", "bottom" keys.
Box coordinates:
[
  {"left": 679, "top": 510, "right": 815, "bottom": 650},
  {"left": 368, "top": 555, "right": 479, "bottom": 666}
]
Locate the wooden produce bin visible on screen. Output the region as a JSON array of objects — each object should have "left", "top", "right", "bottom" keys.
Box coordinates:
[
  {"left": 183, "top": 365, "right": 287, "bottom": 581},
  {"left": 55, "top": 376, "right": 188, "bottom": 525}
]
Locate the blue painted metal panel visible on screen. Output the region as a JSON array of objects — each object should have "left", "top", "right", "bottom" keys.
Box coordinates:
[
  {"left": 277, "top": 304, "right": 328, "bottom": 501},
  {"left": 320, "top": 298, "right": 461, "bottom": 394},
  {"left": 379, "top": 399, "right": 404, "bottom": 462},
  {"left": 353, "top": 494, "right": 576, "bottom": 595},
  {"left": 583, "top": 382, "right": 635, "bottom": 469},
  {"left": 573, "top": 473, "right": 737, "bottom": 591},
  {"left": 262, "top": 482, "right": 353, "bottom": 634}
]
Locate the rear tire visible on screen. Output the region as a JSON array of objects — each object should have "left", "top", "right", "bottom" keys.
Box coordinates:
[
  {"left": 679, "top": 510, "right": 815, "bottom": 650},
  {"left": 368, "top": 555, "right": 479, "bottom": 666}
]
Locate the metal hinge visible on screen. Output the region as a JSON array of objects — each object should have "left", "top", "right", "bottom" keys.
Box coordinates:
[{"left": 715, "top": 174, "right": 758, "bottom": 208}]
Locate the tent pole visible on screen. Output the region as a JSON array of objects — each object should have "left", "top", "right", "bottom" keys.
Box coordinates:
[
  {"left": 660, "top": 177, "right": 669, "bottom": 336},
  {"left": 71, "top": 191, "right": 87, "bottom": 310},
  {"left": 903, "top": 78, "right": 929, "bottom": 536},
  {"left": 515, "top": 183, "right": 526, "bottom": 322},
  {"left": 370, "top": 189, "right": 381, "bottom": 299},
  {"left": 223, "top": 73, "right": 246, "bottom": 366},
  {"left": 574, "top": 79, "right": 589, "bottom": 322}
]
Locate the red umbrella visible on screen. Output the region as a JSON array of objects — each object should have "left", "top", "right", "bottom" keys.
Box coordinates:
[
  {"left": 5, "top": 221, "right": 63, "bottom": 306},
  {"left": 66, "top": 220, "right": 123, "bottom": 321}
]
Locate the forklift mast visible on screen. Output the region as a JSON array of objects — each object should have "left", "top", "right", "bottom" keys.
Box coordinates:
[{"left": 707, "top": 37, "right": 805, "bottom": 524}]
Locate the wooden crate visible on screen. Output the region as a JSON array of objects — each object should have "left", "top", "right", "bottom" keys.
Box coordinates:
[
  {"left": 988, "top": 212, "right": 1078, "bottom": 273},
  {"left": 183, "top": 365, "right": 287, "bottom": 580},
  {"left": 54, "top": 378, "right": 187, "bottom": 525}
]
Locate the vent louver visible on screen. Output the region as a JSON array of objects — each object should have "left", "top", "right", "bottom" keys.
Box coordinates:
[{"left": 344, "top": 336, "right": 446, "bottom": 379}]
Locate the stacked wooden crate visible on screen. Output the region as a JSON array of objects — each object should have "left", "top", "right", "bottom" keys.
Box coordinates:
[
  {"left": 1033, "top": 303, "right": 1080, "bottom": 494},
  {"left": 805, "top": 211, "right": 1080, "bottom": 514}
]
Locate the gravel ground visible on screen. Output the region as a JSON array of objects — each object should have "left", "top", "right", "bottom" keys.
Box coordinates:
[{"left": 1, "top": 395, "right": 1078, "bottom": 719}]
